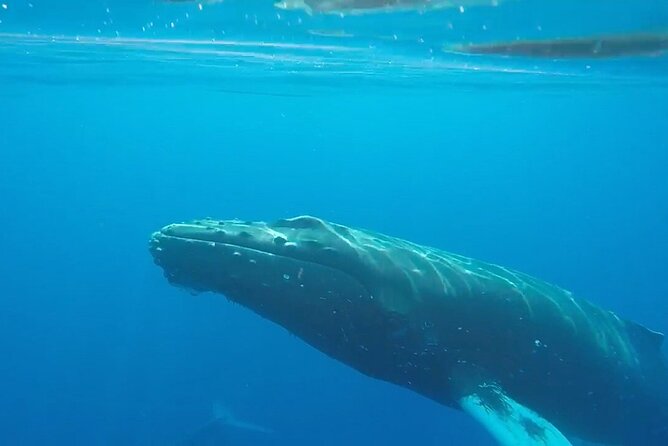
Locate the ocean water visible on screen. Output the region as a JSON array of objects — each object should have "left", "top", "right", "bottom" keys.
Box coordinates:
[{"left": 1, "top": 1, "right": 667, "bottom": 445}]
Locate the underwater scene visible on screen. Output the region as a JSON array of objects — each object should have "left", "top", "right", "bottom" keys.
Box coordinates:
[{"left": 1, "top": 1, "right": 667, "bottom": 445}]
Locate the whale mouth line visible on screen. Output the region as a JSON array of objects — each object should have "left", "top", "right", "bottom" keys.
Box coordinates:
[
  {"left": 156, "top": 233, "right": 292, "bottom": 260},
  {"left": 152, "top": 231, "right": 350, "bottom": 277},
  {"left": 151, "top": 229, "right": 376, "bottom": 300}
]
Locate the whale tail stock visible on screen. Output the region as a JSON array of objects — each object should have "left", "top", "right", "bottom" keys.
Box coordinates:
[
  {"left": 625, "top": 321, "right": 668, "bottom": 445},
  {"left": 639, "top": 387, "right": 668, "bottom": 446}
]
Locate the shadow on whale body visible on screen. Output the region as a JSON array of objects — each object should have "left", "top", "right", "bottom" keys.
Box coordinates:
[{"left": 150, "top": 215, "right": 668, "bottom": 446}]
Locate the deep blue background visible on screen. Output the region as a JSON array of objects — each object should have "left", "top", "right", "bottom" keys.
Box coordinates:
[{"left": 1, "top": 1, "right": 668, "bottom": 445}]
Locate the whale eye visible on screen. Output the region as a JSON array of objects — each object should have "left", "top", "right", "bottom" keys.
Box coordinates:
[{"left": 274, "top": 236, "right": 287, "bottom": 246}]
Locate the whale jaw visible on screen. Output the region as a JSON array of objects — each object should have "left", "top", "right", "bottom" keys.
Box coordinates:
[{"left": 149, "top": 218, "right": 394, "bottom": 373}]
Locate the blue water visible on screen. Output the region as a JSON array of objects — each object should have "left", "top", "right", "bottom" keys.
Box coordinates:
[{"left": 1, "top": 1, "right": 667, "bottom": 445}]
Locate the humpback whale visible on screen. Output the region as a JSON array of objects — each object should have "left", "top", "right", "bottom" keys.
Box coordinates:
[
  {"left": 165, "top": 0, "right": 510, "bottom": 15},
  {"left": 177, "top": 402, "right": 273, "bottom": 446},
  {"left": 273, "top": 0, "right": 507, "bottom": 15},
  {"left": 150, "top": 216, "right": 668, "bottom": 445},
  {"left": 447, "top": 32, "right": 668, "bottom": 59}
]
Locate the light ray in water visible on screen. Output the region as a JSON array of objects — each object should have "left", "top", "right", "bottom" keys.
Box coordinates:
[
  {"left": 0, "top": 32, "right": 561, "bottom": 77},
  {"left": 3, "top": 32, "right": 665, "bottom": 91}
]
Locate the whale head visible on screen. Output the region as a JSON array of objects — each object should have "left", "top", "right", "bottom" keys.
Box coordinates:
[{"left": 149, "top": 216, "right": 437, "bottom": 379}]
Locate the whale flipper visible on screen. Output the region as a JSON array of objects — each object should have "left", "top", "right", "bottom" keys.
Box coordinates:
[{"left": 459, "top": 383, "right": 572, "bottom": 446}]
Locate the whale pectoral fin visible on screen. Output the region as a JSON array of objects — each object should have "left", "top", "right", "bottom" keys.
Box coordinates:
[{"left": 458, "top": 384, "right": 572, "bottom": 446}]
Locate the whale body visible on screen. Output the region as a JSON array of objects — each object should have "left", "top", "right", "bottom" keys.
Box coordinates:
[{"left": 150, "top": 216, "right": 668, "bottom": 445}]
